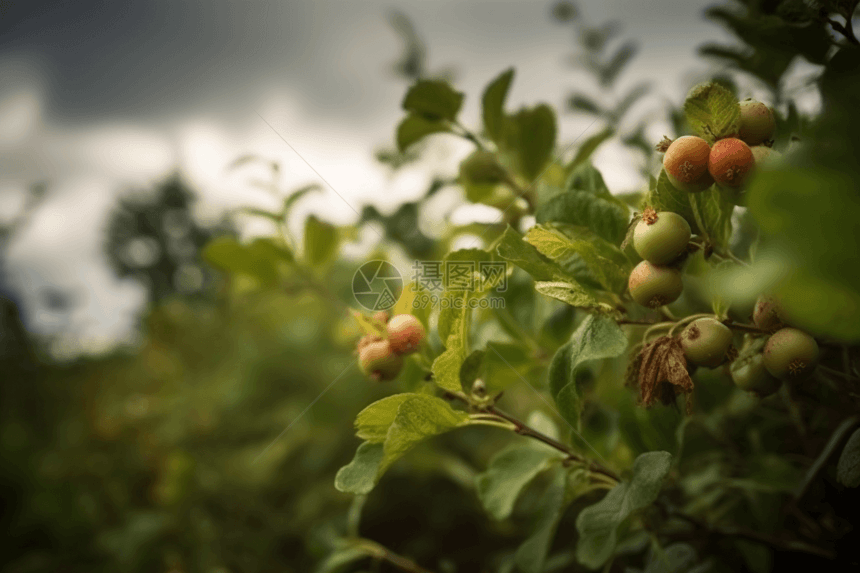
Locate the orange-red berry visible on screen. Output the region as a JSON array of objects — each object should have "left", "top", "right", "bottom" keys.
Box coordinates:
[
  {"left": 708, "top": 138, "right": 755, "bottom": 188},
  {"left": 387, "top": 314, "right": 426, "bottom": 355},
  {"left": 663, "top": 136, "right": 714, "bottom": 192}
]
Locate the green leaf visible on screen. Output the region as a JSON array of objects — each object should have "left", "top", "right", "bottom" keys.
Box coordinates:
[
  {"left": 459, "top": 350, "right": 485, "bottom": 392},
  {"left": 334, "top": 442, "right": 385, "bottom": 495},
  {"left": 600, "top": 41, "right": 638, "bottom": 87},
  {"left": 575, "top": 451, "right": 673, "bottom": 569},
  {"left": 284, "top": 183, "right": 322, "bottom": 216},
  {"left": 482, "top": 68, "right": 515, "bottom": 143},
  {"left": 837, "top": 428, "right": 860, "bottom": 488},
  {"left": 566, "top": 128, "right": 616, "bottom": 174},
  {"left": 688, "top": 186, "right": 734, "bottom": 252},
  {"left": 515, "top": 465, "right": 573, "bottom": 573},
  {"left": 548, "top": 314, "right": 627, "bottom": 430},
  {"left": 203, "top": 236, "right": 294, "bottom": 287},
  {"left": 304, "top": 215, "right": 339, "bottom": 266},
  {"left": 433, "top": 292, "right": 470, "bottom": 394},
  {"left": 483, "top": 342, "right": 537, "bottom": 394},
  {"left": 402, "top": 79, "right": 464, "bottom": 121},
  {"left": 339, "top": 395, "right": 470, "bottom": 494},
  {"left": 432, "top": 334, "right": 466, "bottom": 393},
  {"left": 644, "top": 169, "right": 698, "bottom": 234},
  {"left": 237, "top": 206, "right": 284, "bottom": 223},
  {"left": 525, "top": 225, "right": 630, "bottom": 294},
  {"left": 379, "top": 394, "right": 470, "bottom": 474},
  {"left": 437, "top": 290, "right": 467, "bottom": 345},
  {"left": 643, "top": 543, "right": 702, "bottom": 573},
  {"left": 534, "top": 281, "right": 605, "bottom": 312},
  {"left": 355, "top": 394, "right": 417, "bottom": 443},
  {"left": 475, "top": 445, "right": 562, "bottom": 520},
  {"left": 535, "top": 189, "right": 629, "bottom": 246},
  {"left": 566, "top": 163, "right": 612, "bottom": 196},
  {"left": 683, "top": 81, "right": 740, "bottom": 143},
  {"left": 458, "top": 149, "right": 510, "bottom": 203},
  {"left": 396, "top": 113, "right": 451, "bottom": 152},
  {"left": 612, "top": 82, "right": 650, "bottom": 122},
  {"left": 568, "top": 94, "right": 604, "bottom": 115},
  {"left": 742, "top": 166, "right": 860, "bottom": 342},
  {"left": 501, "top": 104, "right": 557, "bottom": 181},
  {"left": 496, "top": 227, "right": 561, "bottom": 282}
]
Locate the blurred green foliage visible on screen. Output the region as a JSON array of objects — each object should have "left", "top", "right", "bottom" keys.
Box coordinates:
[{"left": 3, "top": 2, "right": 860, "bottom": 573}]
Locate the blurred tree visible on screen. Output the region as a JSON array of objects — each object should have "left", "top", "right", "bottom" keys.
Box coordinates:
[{"left": 103, "top": 174, "right": 236, "bottom": 306}]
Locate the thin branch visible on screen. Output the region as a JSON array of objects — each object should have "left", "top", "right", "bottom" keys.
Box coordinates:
[
  {"left": 358, "top": 538, "right": 438, "bottom": 573},
  {"left": 824, "top": 15, "right": 860, "bottom": 46},
  {"left": 662, "top": 506, "right": 837, "bottom": 560},
  {"left": 818, "top": 363, "right": 860, "bottom": 382},
  {"left": 444, "top": 390, "right": 620, "bottom": 482}
]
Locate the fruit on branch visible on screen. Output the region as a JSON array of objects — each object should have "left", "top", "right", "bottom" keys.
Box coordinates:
[
  {"left": 662, "top": 135, "right": 714, "bottom": 192},
  {"left": 730, "top": 351, "right": 781, "bottom": 397},
  {"left": 763, "top": 327, "right": 820, "bottom": 381},
  {"left": 633, "top": 208, "right": 692, "bottom": 265},
  {"left": 752, "top": 295, "right": 785, "bottom": 332},
  {"left": 738, "top": 99, "right": 776, "bottom": 146},
  {"left": 628, "top": 260, "right": 684, "bottom": 308},
  {"left": 387, "top": 314, "right": 426, "bottom": 355},
  {"left": 679, "top": 317, "right": 734, "bottom": 368},
  {"left": 708, "top": 138, "right": 755, "bottom": 188},
  {"left": 359, "top": 339, "right": 403, "bottom": 381}
]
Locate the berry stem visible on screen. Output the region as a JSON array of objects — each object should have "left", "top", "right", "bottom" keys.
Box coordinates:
[
  {"left": 657, "top": 503, "right": 837, "bottom": 560},
  {"left": 443, "top": 389, "right": 620, "bottom": 483},
  {"left": 818, "top": 363, "right": 860, "bottom": 382},
  {"left": 353, "top": 538, "right": 438, "bottom": 573}
]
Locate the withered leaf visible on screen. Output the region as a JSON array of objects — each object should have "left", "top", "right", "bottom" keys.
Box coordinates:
[{"left": 627, "top": 335, "right": 694, "bottom": 414}]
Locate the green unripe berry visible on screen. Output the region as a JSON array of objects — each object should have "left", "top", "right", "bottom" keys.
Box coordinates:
[
  {"left": 387, "top": 314, "right": 426, "bottom": 355},
  {"left": 762, "top": 327, "right": 819, "bottom": 381},
  {"left": 628, "top": 260, "right": 683, "bottom": 308},
  {"left": 738, "top": 99, "right": 776, "bottom": 146},
  {"left": 730, "top": 351, "right": 781, "bottom": 397},
  {"left": 679, "top": 317, "right": 734, "bottom": 368},
  {"left": 752, "top": 295, "right": 785, "bottom": 332},
  {"left": 708, "top": 138, "right": 755, "bottom": 188},
  {"left": 359, "top": 339, "right": 403, "bottom": 381},
  {"left": 750, "top": 145, "right": 782, "bottom": 167},
  {"left": 663, "top": 136, "right": 714, "bottom": 192},
  {"left": 633, "top": 209, "right": 691, "bottom": 265}
]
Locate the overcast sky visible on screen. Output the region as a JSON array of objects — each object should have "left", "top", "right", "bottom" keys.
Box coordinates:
[{"left": 0, "top": 0, "right": 823, "bottom": 357}]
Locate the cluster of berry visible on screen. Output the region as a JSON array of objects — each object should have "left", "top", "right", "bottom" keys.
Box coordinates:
[
  {"left": 626, "top": 99, "right": 820, "bottom": 397},
  {"left": 357, "top": 312, "right": 426, "bottom": 381}
]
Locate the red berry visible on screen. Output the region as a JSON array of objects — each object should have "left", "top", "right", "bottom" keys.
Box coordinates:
[
  {"left": 663, "top": 136, "right": 714, "bottom": 192},
  {"left": 708, "top": 138, "right": 755, "bottom": 188},
  {"left": 752, "top": 295, "right": 785, "bottom": 332},
  {"left": 359, "top": 340, "right": 403, "bottom": 381},
  {"left": 387, "top": 314, "right": 426, "bottom": 355}
]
